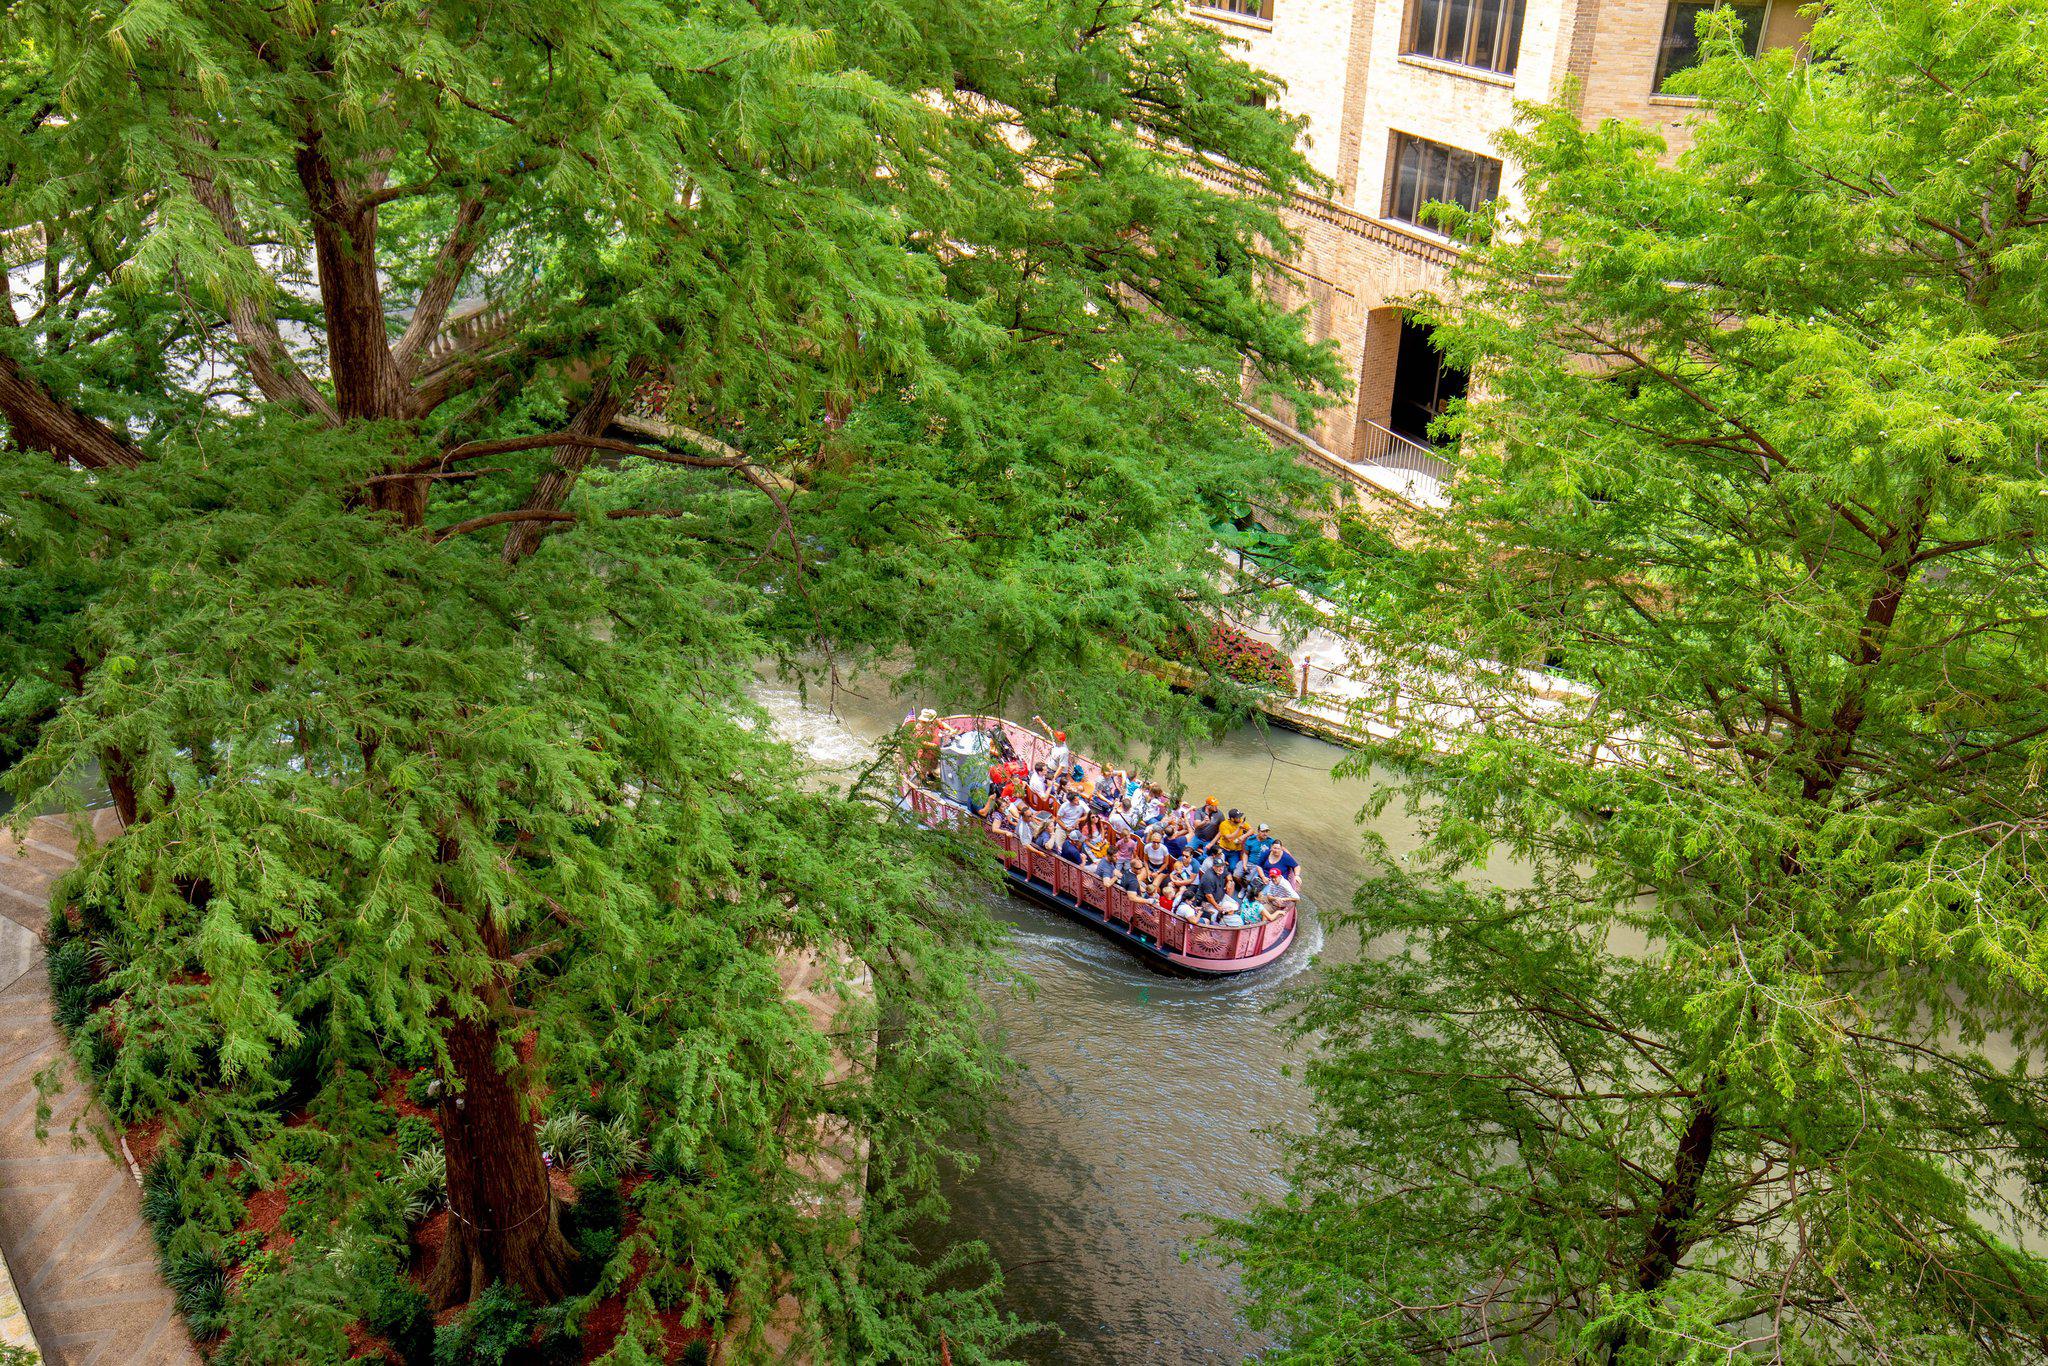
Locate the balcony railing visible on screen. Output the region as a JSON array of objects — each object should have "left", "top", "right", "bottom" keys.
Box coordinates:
[
  {"left": 1356, "top": 420, "right": 1454, "bottom": 484},
  {"left": 1352, "top": 420, "right": 1454, "bottom": 507}
]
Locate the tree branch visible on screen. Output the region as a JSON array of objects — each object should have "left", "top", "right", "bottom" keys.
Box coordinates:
[
  {"left": 393, "top": 196, "right": 494, "bottom": 376},
  {"left": 177, "top": 128, "right": 341, "bottom": 425}
]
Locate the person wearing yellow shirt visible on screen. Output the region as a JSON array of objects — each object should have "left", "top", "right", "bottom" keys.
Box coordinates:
[{"left": 1217, "top": 808, "right": 1251, "bottom": 870}]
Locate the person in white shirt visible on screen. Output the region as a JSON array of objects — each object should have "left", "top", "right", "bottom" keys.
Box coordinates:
[
  {"left": 1056, "top": 794, "right": 1088, "bottom": 831},
  {"left": 1032, "top": 715, "right": 1071, "bottom": 778}
]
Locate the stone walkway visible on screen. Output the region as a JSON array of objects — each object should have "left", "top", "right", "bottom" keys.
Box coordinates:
[{"left": 0, "top": 812, "right": 197, "bottom": 1366}]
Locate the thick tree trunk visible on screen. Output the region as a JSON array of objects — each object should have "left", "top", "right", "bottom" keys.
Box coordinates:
[
  {"left": 0, "top": 354, "right": 139, "bottom": 469},
  {"left": 427, "top": 1010, "right": 575, "bottom": 1308}
]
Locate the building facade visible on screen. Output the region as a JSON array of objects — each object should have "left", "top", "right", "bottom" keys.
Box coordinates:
[{"left": 1195, "top": 0, "right": 1812, "bottom": 504}]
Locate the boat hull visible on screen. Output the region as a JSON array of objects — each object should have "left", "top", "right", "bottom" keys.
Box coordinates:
[{"left": 1000, "top": 864, "right": 1297, "bottom": 977}]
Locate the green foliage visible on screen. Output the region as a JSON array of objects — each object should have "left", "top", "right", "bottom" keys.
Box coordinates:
[
  {"left": 1223, "top": 3, "right": 2048, "bottom": 1361},
  {"left": 432, "top": 1284, "right": 554, "bottom": 1366},
  {"left": 363, "top": 1271, "right": 435, "bottom": 1366},
  {"left": 0, "top": 0, "right": 1338, "bottom": 1357},
  {"left": 397, "top": 1147, "right": 448, "bottom": 1226},
  {"left": 44, "top": 937, "right": 97, "bottom": 1031}
]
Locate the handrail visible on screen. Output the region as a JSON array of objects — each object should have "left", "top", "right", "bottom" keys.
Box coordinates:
[{"left": 1356, "top": 420, "right": 1454, "bottom": 485}]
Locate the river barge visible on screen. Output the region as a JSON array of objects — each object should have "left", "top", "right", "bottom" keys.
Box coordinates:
[{"left": 899, "top": 716, "right": 1298, "bottom": 976}]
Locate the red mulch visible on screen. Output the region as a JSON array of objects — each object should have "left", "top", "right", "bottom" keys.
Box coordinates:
[
  {"left": 242, "top": 1181, "right": 296, "bottom": 1255},
  {"left": 124, "top": 1116, "right": 165, "bottom": 1170},
  {"left": 577, "top": 1300, "right": 712, "bottom": 1363},
  {"left": 571, "top": 1236, "right": 713, "bottom": 1363},
  {"left": 412, "top": 1208, "right": 450, "bottom": 1269},
  {"left": 383, "top": 1070, "right": 436, "bottom": 1122},
  {"left": 344, "top": 1321, "right": 402, "bottom": 1363}
]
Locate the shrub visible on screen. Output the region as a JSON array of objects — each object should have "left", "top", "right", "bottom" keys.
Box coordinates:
[
  {"left": 1163, "top": 620, "right": 1293, "bottom": 691},
  {"left": 404, "top": 1071, "right": 439, "bottom": 1108},
  {"left": 563, "top": 1169, "right": 625, "bottom": 1271},
  {"left": 45, "top": 937, "right": 97, "bottom": 1030},
  {"left": 362, "top": 1267, "right": 434, "bottom": 1366},
  {"left": 398, "top": 1145, "right": 447, "bottom": 1225},
  {"left": 581, "top": 1115, "right": 644, "bottom": 1178},
  {"left": 431, "top": 1283, "right": 534, "bottom": 1366},
  {"left": 395, "top": 1115, "right": 438, "bottom": 1156},
  {"left": 535, "top": 1110, "right": 590, "bottom": 1169},
  {"left": 162, "top": 1243, "right": 230, "bottom": 1340}
]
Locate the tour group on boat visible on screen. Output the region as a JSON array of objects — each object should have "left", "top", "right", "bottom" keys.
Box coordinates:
[{"left": 897, "top": 712, "right": 1300, "bottom": 975}]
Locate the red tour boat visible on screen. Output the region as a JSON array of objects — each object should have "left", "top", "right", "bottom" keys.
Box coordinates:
[{"left": 899, "top": 715, "right": 1299, "bottom": 976}]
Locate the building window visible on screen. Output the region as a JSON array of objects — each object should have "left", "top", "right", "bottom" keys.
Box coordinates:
[
  {"left": 1385, "top": 132, "right": 1502, "bottom": 235},
  {"left": 1655, "top": 3, "right": 1766, "bottom": 91},
  {"left": 1405, "top": 0, "right": 1526, "bottom": 76},
  {"left": 1200, "top": 0, "right": 1274, "bottom": 17}
]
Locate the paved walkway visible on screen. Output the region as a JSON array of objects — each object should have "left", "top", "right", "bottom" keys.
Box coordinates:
[{"left": 0, "top": 812, "right": 197, "bottom": 1366}]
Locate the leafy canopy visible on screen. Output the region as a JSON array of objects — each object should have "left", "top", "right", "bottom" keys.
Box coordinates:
[
  {"left": 1221, "top": 3, "right": 2048, "bottom": 1362},
  {"left": 0, "top": 0, "right": 1341, "bottom": 1358}
]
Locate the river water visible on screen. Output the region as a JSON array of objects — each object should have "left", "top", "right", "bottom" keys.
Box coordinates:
[{"left": 756, "top": 678, "right": 1435, "bottom": 1364}]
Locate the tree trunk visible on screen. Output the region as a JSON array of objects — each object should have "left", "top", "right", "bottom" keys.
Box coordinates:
[
  {"left": 426, "top": 1010, "right": 575, "bottom": 1308},
  {"left": 1606, "top": 1095, "right": 1721, "bottom": 1364},
  {"left": 500, "top": 379, "right": 624, "bottom": 564},
  {"left": 0, "top": 353, "right": 139, "bottom": 469},
  {"left": 1631, "top": 1097, "right": 1719, "bottom": 1294}
]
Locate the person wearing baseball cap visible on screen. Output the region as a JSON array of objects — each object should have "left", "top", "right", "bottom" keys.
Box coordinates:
[
  {"left": 1217, "top": 807, "right": 1251, "bottom": 869},
  {"left": 1243, "top": 822, "right": 1275, "bottom": 869}
]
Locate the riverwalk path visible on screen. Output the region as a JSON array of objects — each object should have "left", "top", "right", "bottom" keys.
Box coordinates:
[{"left": 0, "top": 810, "right": 198, "bottom": 1366}]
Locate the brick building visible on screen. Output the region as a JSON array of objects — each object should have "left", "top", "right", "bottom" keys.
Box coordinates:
[{"left": 1195, "top": 0, "right": 1813, "bottom": 505}]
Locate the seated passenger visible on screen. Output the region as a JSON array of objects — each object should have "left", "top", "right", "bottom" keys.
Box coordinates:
[
  {"left": 1059, "top": 828, "right": 1087, "bottom": 864},
  {"left": 1192, "top": 803, "right": 1224, "bottom": 851},
  {"left": 1194, "top": 854, "right": 1230, "bottom": 914},
  {"left": 1056, "top": 792, "right": 1089, "bottom": 833},
  {"left": 1257, "top": 839, "right": 1300, "bottom": 885},
  {"left": 1242, "top": 823, "right": 1274, "bottom": 869},
  {"left": 1217, "top": 808, "right": 1250, "bottom": 867},
  {"left": 1260, "top": 873, "right": 1300, "bottom": 917},
  {"left": 1026, "top": 764, "right": 1054, "bottom": 810}
]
